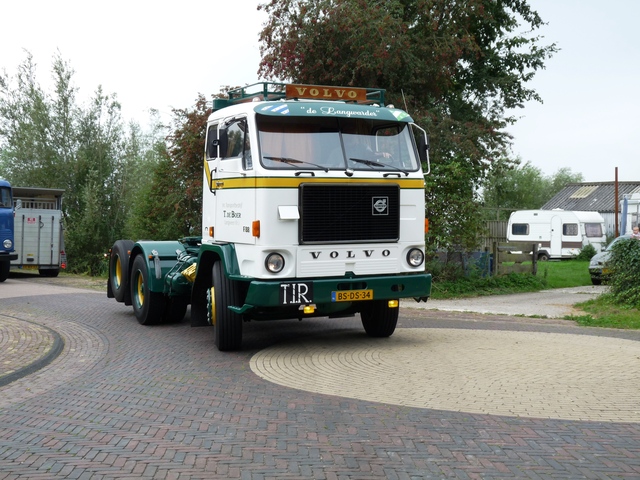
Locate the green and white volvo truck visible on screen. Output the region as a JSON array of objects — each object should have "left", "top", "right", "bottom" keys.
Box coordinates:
[{"left": 108, "top": 83, "right": 432, "bottom": 351}]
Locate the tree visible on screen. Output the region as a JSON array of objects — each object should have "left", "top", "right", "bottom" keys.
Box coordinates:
[
  {"left": 482, "top": 159, "right": 583, "bottom": 220},
  {"left": 258, "top": 0, "right": 557, "bottom": 251},
  {"left": 126, "top": 95, "right": 211, "bottom": 240},
  {"left": 0, "top": 52, "right": 159, "bottom": 274}
]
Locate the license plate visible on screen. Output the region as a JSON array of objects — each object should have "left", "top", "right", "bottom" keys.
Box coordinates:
[
  {"left": 22, "top": 265, "right": 38, "bottom": 270},
  {"left": 331, "top": 289, "right": 373, "bottom": 302}
]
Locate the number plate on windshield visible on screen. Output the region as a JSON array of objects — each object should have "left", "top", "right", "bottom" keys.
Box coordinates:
[{"left": 331, "top": 289, "right": 373, "bottom": 302}]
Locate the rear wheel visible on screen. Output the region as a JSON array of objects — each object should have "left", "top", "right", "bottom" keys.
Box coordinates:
[
  {"left": 39, "top": 268, "right": 59, "bottom": 277},
  {"left": 130, "top": 254, "right": 164, "bottom": 325},
  {"left": 361, "top": 299, "right": 399, "bottom": 337},
  {"left": 538, "top": 252, "right": 550, "bottom": 262},
  {"left": 110, "top": 240, "right": 134, "bottom": 302},
  {"left": 163, "top": 296, "right": 188, "bottom": 323},
  {"left": 211, "top": 260, "right": 242, "bottom": 351},
  {"left": 591, "top": 277, "right": 602, "bottom": 286},
  {"left": 0, "top": 262, "right": 9, "bottom": 282}
]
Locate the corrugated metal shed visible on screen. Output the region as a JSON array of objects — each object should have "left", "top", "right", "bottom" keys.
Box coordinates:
[{"left": 542, "top": 182, "right": 640, "bottom": 212}]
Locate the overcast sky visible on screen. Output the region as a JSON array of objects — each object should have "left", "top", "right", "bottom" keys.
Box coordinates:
[{"left": 1, "top": 0, "right": 638, "bottom": 183}]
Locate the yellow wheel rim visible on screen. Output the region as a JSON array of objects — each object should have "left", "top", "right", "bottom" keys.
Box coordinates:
[
  {"left": 209, "top": 286, "right": 216, "bottom": 326},
  {"left": 114, "top": 256, "right": 122, "bottom": 288},
  {"left": 136, "top": 273, "right": 144, "bottom": 306}
]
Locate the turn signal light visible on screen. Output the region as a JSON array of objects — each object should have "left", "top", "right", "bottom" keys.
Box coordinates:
[{"left": 388, "top": 300, "right": 399, "bottom": 308}]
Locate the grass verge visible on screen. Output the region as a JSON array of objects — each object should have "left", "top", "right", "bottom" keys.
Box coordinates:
[
  {"left": 430, "top": 260, "right": 592, "bottom": 300},
  {"left": 568, "top": 294, "right": 640, "bottom": 329}
]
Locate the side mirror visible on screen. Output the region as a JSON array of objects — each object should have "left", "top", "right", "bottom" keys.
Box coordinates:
[
  {"left": 418, "top": 134, "right": 430, "bottom": 163},
  {"left": 206, "top": 128, "right": 229, "bottom": 158}
]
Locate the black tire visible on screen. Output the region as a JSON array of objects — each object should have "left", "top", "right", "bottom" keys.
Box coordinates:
[
  {"left": 110, "top": 240, "right": 134, "bottom": 303},
  {"left": 39, "top": 268, "right": 59, "bottom": 277},
  {"left": 130, "top": 254, "right": 164, "bottom": 326},
  {"left": 0, "top": 262, "right": 9, "bottom": 282},
  {"left": 361, "top": 299, "right": 399, "bottom": 337},
  {"left": 538, "top": 252, "right": 550, "bottom": 262},
  {"left": 212, "top": 260, "right": 242, "bottom": 351},
  {"left": 591, "top": 277, "right": 602, "bottom": 286},
  {"left": 163, "top": 296, "right": 188, "bottom": 323}
]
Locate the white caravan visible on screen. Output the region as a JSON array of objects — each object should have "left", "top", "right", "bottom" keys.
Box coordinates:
[{"left": 507, "top": 209, "right": 606, "bottom": 260}]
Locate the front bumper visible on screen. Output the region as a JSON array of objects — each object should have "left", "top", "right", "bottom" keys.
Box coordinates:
[
  {"left": 231, "top": 272, "right": 432, "bottom": 315},
  {"left": 0, "top": 252, "right": 18, "bottom": 262}
]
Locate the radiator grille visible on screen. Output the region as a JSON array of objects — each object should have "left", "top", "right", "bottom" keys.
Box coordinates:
[{"left": 299, "top": 183, "right": 400, "bottom": 244}]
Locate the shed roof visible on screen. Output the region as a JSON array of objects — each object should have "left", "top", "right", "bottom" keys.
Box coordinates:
[{"left": 542, "top": 182, "right": 640, "bottom": 212}]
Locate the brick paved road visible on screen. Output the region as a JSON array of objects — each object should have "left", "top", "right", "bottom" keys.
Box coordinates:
[{"left": 1, "top": 284, "right": 639, "bottom": 479}]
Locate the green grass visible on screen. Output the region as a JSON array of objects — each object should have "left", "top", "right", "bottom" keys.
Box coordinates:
[
  {"left": 429, "top": 259, "right": 640, "bottom": 329},
  {"left": 537, "top": 260, "right": 592, "bottom": 289},
  {"left": 569, "top": 294, "right": 640, "bottom": 329},
  {"left": 429, "top": 259, "right": 592, "bottom": 300}
]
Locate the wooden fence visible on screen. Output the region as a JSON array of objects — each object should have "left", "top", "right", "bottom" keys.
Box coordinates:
[
  {"left": 492, "top": 242, "right": 538, "bottom": 276},
  {"left": 480, "top": 220, "right": 508, "bottom": 250}
]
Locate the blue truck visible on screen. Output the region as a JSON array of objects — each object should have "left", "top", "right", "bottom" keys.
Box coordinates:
[{"left": 0, "top": 179, "right": 18, "bottom": 282}]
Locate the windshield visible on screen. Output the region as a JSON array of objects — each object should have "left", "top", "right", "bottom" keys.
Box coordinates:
[
  {"left": 256, "top": 115, "right": 420, "bottom": 172},
  {"left": 0, "top": 187, "right": 11, "bottom": 208}
]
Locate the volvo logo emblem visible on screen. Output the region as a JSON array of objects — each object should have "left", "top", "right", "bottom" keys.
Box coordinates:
[{"left": 372, "top": 196, "right": 389, "bottom": 215}]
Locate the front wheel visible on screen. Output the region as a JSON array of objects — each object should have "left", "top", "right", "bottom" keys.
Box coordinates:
[
  {"left": 130, "top": 255, "right": 164, "bottom": 325},
  {"left": 361, "top": 299, "right": 399, "bottom": 338},
  {"left": 0, "top": 262, "right": 9, "bottom": 282},
  {"left": 211, "top": 261, "right": 242, "bottom": 351},
  {"left": 538, "top": 252, "right": 550, "bottom": 262}
]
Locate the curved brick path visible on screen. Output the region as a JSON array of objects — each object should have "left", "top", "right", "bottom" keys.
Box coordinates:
[{"left": 1, "top": 279, "right": 640, "bottom": 479}]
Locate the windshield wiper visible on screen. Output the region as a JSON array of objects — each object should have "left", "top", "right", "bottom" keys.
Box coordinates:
[
  {"left": 349, "top": 157, "right": 409, "bottom": 176},
  {"left": 264, "top": 156, "right": 329, "bottom": 172}
]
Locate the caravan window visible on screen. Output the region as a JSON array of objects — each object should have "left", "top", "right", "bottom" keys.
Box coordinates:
[
  {"left": 511, "top": 223, "right": 528, "bottom": 235},
  {"left": 563, "top": 223, "right": 579, "bottom": 236},
  {"left": 585, "top": 223, "right": 603, "bottom": 237}
]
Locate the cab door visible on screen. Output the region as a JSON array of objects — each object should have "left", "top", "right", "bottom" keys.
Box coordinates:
[{"left": 211, "top": 117, "right": 256, "bottom": 245}]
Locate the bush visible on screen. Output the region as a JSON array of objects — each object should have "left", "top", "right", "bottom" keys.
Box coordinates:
[
  {"left": 608, "top": 238, "right": 640, "bottom": 308},
  {"left": 576, "top": 243, "right": 597, "bottom": 261}
]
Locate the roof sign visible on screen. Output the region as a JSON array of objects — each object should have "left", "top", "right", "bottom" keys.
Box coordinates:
[{"left": 285, "top": 84, "right": 367, "bottom": 102}]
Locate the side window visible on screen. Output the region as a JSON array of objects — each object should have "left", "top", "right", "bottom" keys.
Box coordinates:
[
  {"left": 585, "top": 223, "right": 602, "bottom": 237},
  {"left": 563, "top": 223, "right": 578, "bottom": 236},
  {"left": 226, "top": 120, "right": 252, "bottom": 169},
  {"left": 511, "top": 223, "right": 529, "bottom": 235},
  {"left": 206, "top": 124, "right": 219, "bottom": 159}
]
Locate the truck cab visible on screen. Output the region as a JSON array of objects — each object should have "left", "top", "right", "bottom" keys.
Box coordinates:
[{"left": 0, "top": 179, "right": 18, "bottom": 282}]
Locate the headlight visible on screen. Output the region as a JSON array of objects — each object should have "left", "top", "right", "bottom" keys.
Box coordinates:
[
  {"left": 406, "top": 248, "right": 424, "bottom": 267},
  {"left": 265, "top": 252, "right": 285, "bottom": 273},
  {"left": 3, "top": 239, "right": 12, "bottom": 249}
]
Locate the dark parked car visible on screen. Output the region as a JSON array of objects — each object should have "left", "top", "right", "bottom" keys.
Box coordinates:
[{"left": 589, "top": 235, "right": 632, "bottom": 285}]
